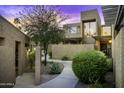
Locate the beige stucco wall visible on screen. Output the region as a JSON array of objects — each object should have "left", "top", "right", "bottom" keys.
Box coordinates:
[
  {"left": 113, "top": 27, "right": 124, "bottom": 87},
  {"left": 0, "top": 16, "right": 28, "bottom": 83},
  {"left": 51, "top": 44, "right": 95, "bottom": 59}
]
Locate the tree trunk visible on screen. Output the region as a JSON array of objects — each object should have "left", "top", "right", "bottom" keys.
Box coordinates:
[
  {"left": 40, "top": 45, "right": 42, "bottom": 64},
  {"left": 44, "top": 44, "right": 48, "bottom": 66},
  {"left": 44, "top": 50, "right": 47, "bottom": 66}
]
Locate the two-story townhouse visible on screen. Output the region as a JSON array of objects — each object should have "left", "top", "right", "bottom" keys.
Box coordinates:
[{"left": 63, "top": 9, "right": 112, "bottom": 57}]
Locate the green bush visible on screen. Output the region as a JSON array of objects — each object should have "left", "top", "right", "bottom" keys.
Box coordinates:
[
  {"left": 106, "top": 58, "right": 113, "bottom": 72},
  {"left": 89, "top": 80, "right": 103, "bottom": 88},
  {"left": 49, "top": 63, "right": 61, "bottom": 74},
  {"left": 27, "top": 49, "right": 35, "bottom": 69},
  {"left": 61, "top": 56, "right": 69, "bottom": 60},
  {"left": 72, "top": 50, "right": 108, "bottom": 84}
]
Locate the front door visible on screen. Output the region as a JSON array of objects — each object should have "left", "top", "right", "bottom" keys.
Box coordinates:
[{"left": 15, "top": 41, "right": 20, "bottom": 77}]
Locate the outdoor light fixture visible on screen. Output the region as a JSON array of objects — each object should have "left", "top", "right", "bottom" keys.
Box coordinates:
[{"left": 109, "top": 40, "right": 112, "bottom": 43}]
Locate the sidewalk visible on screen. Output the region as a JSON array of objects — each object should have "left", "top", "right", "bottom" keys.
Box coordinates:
[
  {"left": 14, "top": 58, "right": 79, "bottom": 88},
  {"left": 38, "top": 60, "right": 78, "bottom": 88}
]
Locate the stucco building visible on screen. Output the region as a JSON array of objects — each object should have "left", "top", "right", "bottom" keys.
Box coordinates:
[
  {"left": 52, "top": 9, "right": 112, "bottom": 59},
  {"left": 0, "top": 15, "right": 29, "bottom": 85},
  {"left": 102, "top": 5, "right": 124, "bottom": 88},
  {"left": 60, "top": 9, "right": 112, "bottom": 58}
]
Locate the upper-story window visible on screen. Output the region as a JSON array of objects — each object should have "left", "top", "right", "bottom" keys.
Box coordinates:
[
  {"left": 84, "top": 21, "right": 97, "bottom": 37},
  {"left": 101, "top": 26, "right": 111, "bottom": 36},
  {"left": 68, "top": 26, "right": 80, "bottom": 34}
]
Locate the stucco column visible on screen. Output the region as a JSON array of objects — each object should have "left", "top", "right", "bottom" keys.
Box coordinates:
[{"left": 35, "top": 46, "right": 41, "bottom": 85}]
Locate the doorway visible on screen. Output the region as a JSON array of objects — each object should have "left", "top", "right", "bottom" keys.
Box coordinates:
[
  {"left": 15, "top": 41, "right": 20, "bottom": 77},
  {"left": 100, "top": 41, "right": 111, "bottom": 58}
]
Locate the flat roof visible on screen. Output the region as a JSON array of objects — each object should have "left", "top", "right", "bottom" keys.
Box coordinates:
[{"left": 102, "top": 5, "right": 119, "bottom": 26}]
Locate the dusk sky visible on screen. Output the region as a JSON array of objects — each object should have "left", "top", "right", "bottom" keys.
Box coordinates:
[{"left": 0, "top": 5, "right": 105, "bottom": 25}]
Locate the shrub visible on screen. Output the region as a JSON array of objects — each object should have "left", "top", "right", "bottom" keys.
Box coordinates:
[
  {"left": 106, "top": 58, "right": 113, "bottom": 72},
  {"left": 89, "top": 80, "right": 103, "bottom": 88},
  {"left": 72, "top": 50, "right": 108, "bottom": 84},
  {"left": 49, "top": 63, "right": 61, "bottom": 74},
  {"left": 61, "top": 56, "right": 69, "bottom": 60},
  {"left": 27, "top": 49, "right": 35, "bottom": 69}
]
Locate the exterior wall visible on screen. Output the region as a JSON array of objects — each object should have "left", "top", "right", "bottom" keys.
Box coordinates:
[
  {"left": 51, "top": 44, "right": 95, "bottom": 59},
  {"left": 112, "top": 6, "right": 124, "bottom": 88},
  {"left": 113, "top": 27, "right": 124, "bottom": 87},
  {"left": 81, "top": 9, "right": 101, "bottom": 25},
  {"left": 0, "top": 16, "right": 27, "bottom": 83},
  {"left": 80, "top": 9, "right": 101, "bottom": 44}
]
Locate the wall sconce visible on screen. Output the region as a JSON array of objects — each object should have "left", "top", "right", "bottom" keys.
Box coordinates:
[{"left": 109, "top": 40, "right": 112, "bottom": 43}]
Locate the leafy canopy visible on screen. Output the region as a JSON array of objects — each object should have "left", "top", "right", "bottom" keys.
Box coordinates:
[{"left": 18, "top": 5, "right": 68, "bottom": 45}]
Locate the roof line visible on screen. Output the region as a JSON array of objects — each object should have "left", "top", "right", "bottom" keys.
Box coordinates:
[{"left": 0, "top": 15, "right": 29, "bottom": 37}]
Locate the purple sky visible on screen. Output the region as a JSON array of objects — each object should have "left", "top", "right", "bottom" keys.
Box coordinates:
[{"left": 0, "top": 5, "right": 104, "bottom": 25}]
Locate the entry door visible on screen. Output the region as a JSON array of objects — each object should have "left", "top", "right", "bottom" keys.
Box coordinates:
[{"left": 15, "top": 41, "right": 20, "bottom": 77}]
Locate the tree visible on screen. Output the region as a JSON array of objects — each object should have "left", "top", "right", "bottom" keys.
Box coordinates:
[
  {"left": 17, "top": 5, "right": 67, "bottom": 65},
  {"left": 27, "top": 48, "right": 35, "bottom": 69},
  {"left": 13, "top": 18, "right": 22, "bottom": 30}
]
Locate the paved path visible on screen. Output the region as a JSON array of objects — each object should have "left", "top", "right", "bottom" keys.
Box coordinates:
[
  {"left": 14, "top": 73, "right": 36, "bottom": 88},
  {"left": 14, "top": 58, "right": 79, "bottom": 88},
  {"left": 37, "top": 60, "right": 78, "bottom": 88}
]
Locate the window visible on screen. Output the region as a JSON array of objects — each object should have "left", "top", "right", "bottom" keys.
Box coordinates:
[
  {"left": 84, "top": 21, "right": 97, "bottom": 37},
  {"left": 0, "top": 37, "right": 5, "bottom": 46},
  {"left": 68, "top": 27, "right": 77, "bottom": 34},
  {"left": 101, "top": 26, "right": 111, "bottom": 36},
  {"left": 68, "top": 26, "right": 80, "bottom": 34}
]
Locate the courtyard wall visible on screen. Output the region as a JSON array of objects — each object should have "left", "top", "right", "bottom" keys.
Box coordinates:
[
  {"left": 113, "top": 27, "right": 124, "bottom": 87},
  {"left": 51, "top": 44, "right": 95, "bottom": 59}
]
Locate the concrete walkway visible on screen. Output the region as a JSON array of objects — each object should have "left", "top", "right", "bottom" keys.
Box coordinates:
[
  {"left": 14, "top": 73, "right": 36, "bottom": 88},
  {"left": 14, "top": 58, "right": 79, "bottom": 88},
  {"left": 38, "top": 60, "right": 78, "bottom": 88}
]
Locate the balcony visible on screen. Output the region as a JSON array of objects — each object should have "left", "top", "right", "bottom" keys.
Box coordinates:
[{"left": 65, "top": 32, "right": 82, "bottom": 39}]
